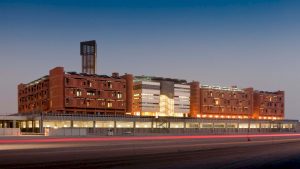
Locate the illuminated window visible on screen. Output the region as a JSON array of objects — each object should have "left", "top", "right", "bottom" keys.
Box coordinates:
[
  {"left": 117, "top": 92, "right": 122, "bottom": 99},
  {"left": 214, "top": 99, "right": 219, "bottom": 105},
  {"left": 108, "top": 81, "right": 113, "bottom": 89},
  {"left": 87, "top": 81, "right": 92, "bottom": 87},
  {"left": 87, "top": 91, "right": 95, "bottom": 96},
  {"left": 160, "top": 95, "right": 174, "bottom": 116},
  {"left": 107, "top": 102, "right": 112, "bottom": 108},
  {"left": 76, "top": 90, "right": 82, "bottom": 96}
]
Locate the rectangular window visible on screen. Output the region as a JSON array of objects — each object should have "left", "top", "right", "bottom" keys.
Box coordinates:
[
  {"left": 117, "top": 92, "right": 122, "bottom": 99},
  {"left": 76, "top": 90, "right": 82, "bottom": 96}
]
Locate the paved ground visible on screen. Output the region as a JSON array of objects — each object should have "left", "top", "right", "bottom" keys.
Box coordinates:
[{"left": 1, "top": 134, "right": 300, "bottom": 169}]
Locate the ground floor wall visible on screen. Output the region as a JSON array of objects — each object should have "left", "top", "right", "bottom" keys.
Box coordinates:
[
  {"left": 1, "top": 114, "right": 298, "bottom": 135},
  {"left": 0, "top": 128, "right": 20, "bottom": 136}
]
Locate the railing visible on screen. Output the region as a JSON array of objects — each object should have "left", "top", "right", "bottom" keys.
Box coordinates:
[{"left": 16, "top": 112, "right": 300, "bottom": 124}]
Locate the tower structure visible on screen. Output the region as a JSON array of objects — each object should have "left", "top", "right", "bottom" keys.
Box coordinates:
[{"left": 80, "top": 40, "right": 97, "bottom": 74}]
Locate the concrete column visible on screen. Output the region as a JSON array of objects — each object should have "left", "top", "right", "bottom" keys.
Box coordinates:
[
  {"left": 13, "top": 120, "right": 16, "bottom": 128},
  {"left": 151, "top": 120, "right": 154, "bottom": 131},
  {"left": 183, "top": 120, "right": 187, "bottom": 134},
  {"left": 25, "top": 121, "right": 29, "bottom": 131},
  {"left": 71, "top": 120, "right": 74, "bottom": 128},
  {"left": 114, "top": 120, "right": 117, "bottom": 134},
  {"left": 248, "top": 121, "right": 250, "bottom": 134},
  {"left": 32, "top": 121, "right": 36, "bottom": 132},
  {"left": 133, "top": 121, "right": 136, "bottom": 136},
  {"left": 39, "top": 120, "right": 44, "bottom": 133},
  {"left": 279, "top": 123, "right": 282, "bottom": 132},
  {"left": 93, "top": 121, "right": 96, "bottom": 128}
]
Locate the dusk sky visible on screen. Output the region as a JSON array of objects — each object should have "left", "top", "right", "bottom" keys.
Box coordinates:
[{"left": 0, "top": 0, "right": 299, "bottom": 119}]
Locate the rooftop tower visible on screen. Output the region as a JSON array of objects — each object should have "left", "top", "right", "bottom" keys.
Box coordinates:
[{"left": 80, "top": 40, "right": 97, "bottom": 74}]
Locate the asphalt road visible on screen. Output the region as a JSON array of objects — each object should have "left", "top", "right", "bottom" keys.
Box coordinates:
[{"left": 1, "top": 134, "right": 300, "bottom": 169}]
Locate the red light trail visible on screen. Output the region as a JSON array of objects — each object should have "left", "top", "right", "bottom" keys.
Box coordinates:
[{"left": 1, "top": 133, "right": 300, "bottom": 144}]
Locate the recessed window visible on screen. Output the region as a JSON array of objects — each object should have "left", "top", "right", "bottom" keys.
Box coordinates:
[
  {"left": 87, "top": 91, "right": 95, "bottom": 96},
  {"left": 66, "top": 98, "right": 70, "bottom": 105},
  {"left": 108, "top": 81, "right": 113, "bottom": 89},
  {"left": 117, "top": 92, "right": 122, "bottom": 99},
  {"left": 87, "top": 81, "right": 92, "bottom": 87},
  {"left": 65, "top": 78, "right": 70, "bottom": 84},
  {"left": 76, "top": 90, "right": 82, "bottom": 96}
]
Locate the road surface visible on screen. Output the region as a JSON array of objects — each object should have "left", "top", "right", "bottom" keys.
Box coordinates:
[{"left": 1, "top": 134, "right": 300, "bottom": 169}]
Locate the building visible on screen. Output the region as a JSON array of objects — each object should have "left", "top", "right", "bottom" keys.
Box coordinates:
[
  {"left": 199, "top": 85, "right": 254, "bottom": 119},
  {"left": 253, "top": 90, "right": 284, "bottom": 120},
  {"left": 17, "top": 40, "right": 285, "bottom": 120},
  {"left": 18, "top": 70, "right": 285, "bottom": 120},
  {"left": 80, "top": 40, "right": 97, "bottom": 74},
  {"left": 18, "top": 67, "right": 133, "bottom": 115},
  {"left": 133, "top": 76, "right": 191, "bottom": 117}
]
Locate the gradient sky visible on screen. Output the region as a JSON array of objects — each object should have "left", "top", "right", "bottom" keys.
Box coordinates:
[{"left": 0, "top": 0, "right": 299, "bottom": 119}]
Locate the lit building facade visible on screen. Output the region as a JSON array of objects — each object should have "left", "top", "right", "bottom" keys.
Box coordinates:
[
  {"left": 254, "top": 90, "right": 284, "bottom": 120},
  {"left": 133, "top": 76, "right": 190, "bottom": 117},
  {"left": 17, "top": 40, "right": 285, "bottom": 120},
  {"left": 18, "top": 67, "right": 133, "bottom": 115},
  {"left": 18, "top": 70, "right": 285, "bottom": 120},
  {"left": 199, "top": 85, "right": 254, "bottom": 119}
]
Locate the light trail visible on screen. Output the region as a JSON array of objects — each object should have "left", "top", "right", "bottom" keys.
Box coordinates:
[{"left": 1, "top": 133, "right": 300, "bottom": 144}]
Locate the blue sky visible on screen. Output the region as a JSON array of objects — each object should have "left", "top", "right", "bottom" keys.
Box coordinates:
[{"left": 0, "top": 0, "right": 299, "bottom": 119}]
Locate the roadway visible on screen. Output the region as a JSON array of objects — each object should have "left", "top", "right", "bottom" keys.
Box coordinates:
[{"left": 1, "top": 134, "right": 300, "bottom": 169}]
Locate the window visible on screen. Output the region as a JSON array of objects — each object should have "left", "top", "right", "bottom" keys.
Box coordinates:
[
  {"left": 87, "top": 81, "right": 92, "bottom": 87},
  {"left": 65, "top": 78, "right": 70, "bottom": 84},
  {"left": 107, "top": 102, "right": 112, "bottom": 108},
  {"left": 117, "top": 92, "right": 122, "bottom": 99},
  {"left": 66, "top": 98, "right": 70, "bottom": 105},
  {"left": 108, "top": 81, "right": 112, "bottom": 89},
  {"left": 87, "top": 91, "right": 95, "bottom": 96},
  {"left": 76, "top": 90, "right": 82, "bottom": 96},
  {"left": 214, "top": 99, "right": 219, "bottom": 105}
]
